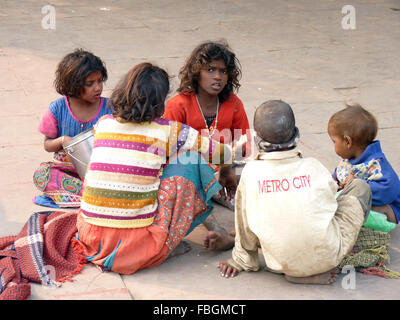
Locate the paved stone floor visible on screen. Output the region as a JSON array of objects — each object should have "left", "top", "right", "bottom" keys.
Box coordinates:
[{"left": 0, "top": 0, "right": 399, "bottom": 300}]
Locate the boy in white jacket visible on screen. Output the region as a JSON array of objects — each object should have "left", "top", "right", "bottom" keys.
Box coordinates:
[{"left": 218, "top": 100, "right": 371, "bottom": 284}]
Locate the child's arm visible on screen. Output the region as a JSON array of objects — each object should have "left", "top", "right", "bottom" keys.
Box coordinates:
[
  {"left": 38, "top": 106, "right": 71, "bottom": 153},
  {"left": 217, "top": 165, "right": 239, "bottom": 200},
  {"left": 167, "top": 121, "right": 233, "bottom": 165},
  {"left": 43, "top": 135, "right": 72, "bottom": 153}
]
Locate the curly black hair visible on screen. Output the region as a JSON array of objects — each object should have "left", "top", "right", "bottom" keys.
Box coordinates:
[
  {"left": 110, "top": 62, "right": 170, "bottom": 123},
  {"left": 54, "top": 48, "right": 108, "bottom": 97},
  {"left": 177, "top": 40, "right": 242, "bottom": 103}
]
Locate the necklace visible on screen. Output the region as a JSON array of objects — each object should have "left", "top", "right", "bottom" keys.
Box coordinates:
[{"left": 195, "top": 95, "right": 219, "bottom": 139}]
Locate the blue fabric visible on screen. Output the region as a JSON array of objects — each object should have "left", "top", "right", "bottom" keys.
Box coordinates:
[
  {"left": 75, "top": 228, "right": 103, "bottom": 263},
  {"left": 160, "top": 152, "right": 222, "bottom": 235},
  {"left": 33, "top": 195, "right": 61, "bottom": 208},
  {"left": 86, "top": 242, "right": 102, "bottom": 262},
  {"left": 334, "top": 141, "right": 400, "bottom": 223},
  {"left": 49, "top": 96, "right": 112, "bottom": 138},
  {"left": 103, "top": 239, "right": 122, "bottom": 271}
]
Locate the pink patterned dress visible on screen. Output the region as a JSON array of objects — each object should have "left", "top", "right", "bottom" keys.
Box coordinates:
[{"left": 33, "top": 96, "right": 111, "bottom": 208}]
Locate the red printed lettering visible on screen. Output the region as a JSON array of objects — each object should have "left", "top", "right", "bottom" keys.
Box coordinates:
[
  {"left": 291, "top": 175, "right": 311, "bottom": 190},
  {"left": 293, "top": 177, "right": 301, "bottom": 189},
  {"left": 258, "top": 180, "right": 266, "bottom": 194},
  {"left": 258, "top": 179, "right": 290, "bottom": 193},
  {"left": 258, "top": 176, "right": 311, "bottom": 193},
  {"left": 304, "top": 175, "right": 311, "bottom": 187},
  {"left": 275, "top": 179, "right": 281, "bottom": 192},
  {"left": 266, "top": 180, "right": 271, "bottom": 193},
  {"left": 281, "top": 179, "right": 290, "bottom": 191}
]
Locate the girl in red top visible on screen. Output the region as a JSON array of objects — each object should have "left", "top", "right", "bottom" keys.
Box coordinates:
[
  {"left": 163, "top": 40, "right": 251, "bottom": 251},
  {"left": 164, "top": 40, "right": 250, "bottom": 148}
]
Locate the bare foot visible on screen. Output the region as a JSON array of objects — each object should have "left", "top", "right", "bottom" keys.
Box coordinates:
[
  {"left": 168, "top": 241, "right": 191, "bottom": 259},
  {"left": 203, "top": 231, "right": 235, "bottom": 251},
  {"left": 284, "top": 268, "right": 339, "bottom": 285}
]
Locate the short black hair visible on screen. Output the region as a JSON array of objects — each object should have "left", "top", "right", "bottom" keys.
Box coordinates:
[{"left": 254, "top": 100, "right": 296, "bottom": 143}]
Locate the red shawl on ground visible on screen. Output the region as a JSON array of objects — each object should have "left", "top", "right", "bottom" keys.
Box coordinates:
[{"left": 0, "top": 210, "right": 86, "bottom": 300}]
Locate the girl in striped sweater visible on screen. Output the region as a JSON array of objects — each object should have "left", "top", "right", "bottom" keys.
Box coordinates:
[{"left": 75, "top": 62, "right": 234, "bottom": 274}]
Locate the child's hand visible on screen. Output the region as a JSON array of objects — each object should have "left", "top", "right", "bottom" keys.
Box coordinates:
[
  {"left": 44, "top": 135, "right": 72, "bottom": 153},
  {"left": 232, "top": 135, "right": 248, "bottom": 160},
  {"left": 218, "top": 165, "right": 238, "bottom": 200},
  {"left": 218, "top": 261, "right": 240, "bottom": 278},
  {"left": 338, "top": 173, "right": 356, "bottom": 190},
  {"left": 343, "top": 173, "right": 356, "bottom": 187},
  {"left": 61, "top": 135, "right": 73, "bottom": 147}
]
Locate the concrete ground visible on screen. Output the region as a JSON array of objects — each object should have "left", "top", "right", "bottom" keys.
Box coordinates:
[{"left": 0, "top": 0, "right": 399, "bottom": 300}]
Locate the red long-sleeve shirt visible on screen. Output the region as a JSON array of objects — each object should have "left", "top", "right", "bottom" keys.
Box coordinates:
[{"left": 163, "top": 92, "right": 251, "bottom": 148}]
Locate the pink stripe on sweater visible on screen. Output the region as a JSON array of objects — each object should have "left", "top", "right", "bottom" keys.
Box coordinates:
[
  {"left": 81, "top": 208, "right": 157, "bottom": 220},
  {"left": 89, "top": 162, "right": 159, "bottom": 176},
  {"left": 94, "top": 139, "right": 166, "bottom": 156}
]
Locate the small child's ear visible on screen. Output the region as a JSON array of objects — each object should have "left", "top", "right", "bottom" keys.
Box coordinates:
[{"left": 343, "top": 135, "right": 352, "bottom": 149}]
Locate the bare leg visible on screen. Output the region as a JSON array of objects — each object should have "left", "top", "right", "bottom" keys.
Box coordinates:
[
  {"left": 202, "top": 213, "right": 235, "bottom": 251},
  {"left": 372, "top": 205, "right": 397, "bottom": 223},
  {"left": 284, "top": 268, "right": 339, "bottom": 285}
]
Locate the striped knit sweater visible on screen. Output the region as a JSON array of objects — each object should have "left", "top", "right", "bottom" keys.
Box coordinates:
[{"left": 80, "top": 115, "right": 232, "bottom": 228}]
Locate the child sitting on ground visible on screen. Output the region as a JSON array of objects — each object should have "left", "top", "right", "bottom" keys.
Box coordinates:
[
  {"left": 163, "top": 40, "right": 251, "bottom": 251},
  {"left": 218, "top": 100, "right": 372, "bottom": 285},
  {"left": 75, "top": 62, "right": 234, "bottom": 274},
  {"left": 328, "top": 103, "right": 400, "bottom": 224},
  {"left": 33, "top": 49, "right": 111, "bottom": 208}
]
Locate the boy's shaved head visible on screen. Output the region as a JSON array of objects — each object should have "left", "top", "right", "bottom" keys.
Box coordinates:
[{"left": 254, "top": 100, "right": 296, "bottom": 144}]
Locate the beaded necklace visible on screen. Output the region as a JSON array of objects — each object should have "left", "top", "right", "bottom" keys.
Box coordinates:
[{"left": 195, "top": 95, "right": 219, "bottom": 139}]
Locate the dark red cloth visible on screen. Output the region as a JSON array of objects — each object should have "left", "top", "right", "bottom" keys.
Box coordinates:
[{"left": 0, "top": 211, "right": 86, "bottom": 300}]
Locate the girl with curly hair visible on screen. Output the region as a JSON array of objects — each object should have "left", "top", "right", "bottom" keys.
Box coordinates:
[
  {"left": 163, "top": 40, "right": 251, "bottom": 251},
  {"left": 164, "top": 40, "right": 249, "bottom": 146}
]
